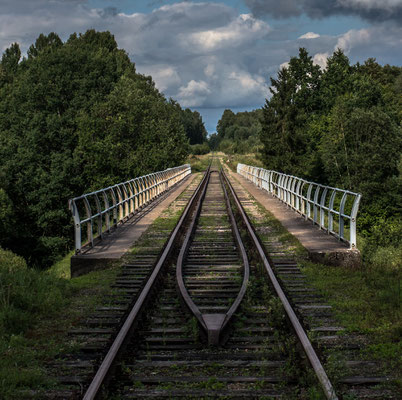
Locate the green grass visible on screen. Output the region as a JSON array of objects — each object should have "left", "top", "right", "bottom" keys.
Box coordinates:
[
  {"left": 48, "top": 250, "right": 75, "bottom": 279},
  {"left": 186, "top": 153, "right": 211, "bottom": 172},
  {"left": 221, "top": 152, "right": 264, "bottom": 173},
  {"left": 301, "top": 260, "right": 401, "bottom": 375},
  {"left": 0, "top": 247, "right": 120, "bottom": 399}
]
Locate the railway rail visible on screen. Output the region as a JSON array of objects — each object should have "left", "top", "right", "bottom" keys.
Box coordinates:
[{"left": 49, "top": 159, "right": 393, "bottom": 399}]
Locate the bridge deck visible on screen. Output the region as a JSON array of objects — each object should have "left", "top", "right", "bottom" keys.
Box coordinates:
[
  {"left": 70, "top": 174, "right": 196, "bottom": 277},
  {"left": 226, "top": 168, "right": 361, "bottom": 268}
]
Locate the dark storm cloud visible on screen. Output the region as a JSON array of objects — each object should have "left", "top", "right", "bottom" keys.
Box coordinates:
[{"left": 244, "top": 0, "right": 402, "bottom": 23}]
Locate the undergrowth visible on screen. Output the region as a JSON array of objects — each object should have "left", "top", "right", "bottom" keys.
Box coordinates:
[{"left": 0, "top": 247, "right": 119, "bottom": 399}]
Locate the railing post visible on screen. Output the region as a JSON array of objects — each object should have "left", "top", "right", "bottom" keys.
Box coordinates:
[
  {"left": 94, "top": 193, "right": 103, "bottom": 239},
  {"left": 69, "top": 199, "right": 82, "bottom": 253},
  {"left": 83, "top": 196, "right": 93, "bottom": 247},
  {"left": 320, "top": 188, "right": 328, "bottom": 231},
  {"left": 349, "top": 194, "right": 361, "bottom": 249},
  {"left": 236, "top": 163, "right": 362, "bottom": 249},
  {"left": 328, "top": 190, "right": 336, "bottom": 234},
  {"left": 339, "top": 193, "right": 347, "bottom": 242}
]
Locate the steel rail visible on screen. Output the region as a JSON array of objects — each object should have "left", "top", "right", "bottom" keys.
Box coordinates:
[
  {"left": 222, "top": 170, "right": 338, "bottom": 400},
  {"left": 82, "top": 168, "right": 210, "bottom": 400},
  {"left": 176, "top": 168, "right": 249, "bottom": 345}
]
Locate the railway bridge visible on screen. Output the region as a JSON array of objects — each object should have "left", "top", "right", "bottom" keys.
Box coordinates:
[{"left": 50, "top": 158, "right": 392, "bottom": 400}]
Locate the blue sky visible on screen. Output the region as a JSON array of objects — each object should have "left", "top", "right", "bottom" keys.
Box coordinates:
[{"left": 1, "top": 0, "right": 401, "bottom": 133}]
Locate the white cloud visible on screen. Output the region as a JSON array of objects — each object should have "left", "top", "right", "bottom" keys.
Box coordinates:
[
  {"left": 299, "top": 32, "right": 320, "bottom": 39},
  {"left": 139, "top": 65, "right": 181, "bottom": 92},
  {"left": 335, "top": 28, "right": 371, "bottom": 54},
  {"left": 186, "top": 13, "right": 271, "bottom": 52},
  {"left": 311, "top": 24, "right": 402, "bottom": 69},
  {"left": 177, "top": 80, "right": 212, "bottom": 107},
  {"left": 312, "top": 52, "right": 329, "bottom": 68}
]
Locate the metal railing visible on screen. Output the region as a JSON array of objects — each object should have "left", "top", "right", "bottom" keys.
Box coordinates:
[
  {"left": 237, "top": 164, "right": 361, "bottom": 249},
  {"left": 69, "top": 164, "right": 191, "bottom": 253}
]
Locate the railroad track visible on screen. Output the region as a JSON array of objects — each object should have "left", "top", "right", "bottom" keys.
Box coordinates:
[{"left": 48, "top": 160, "right": 395, "bottom": 399}]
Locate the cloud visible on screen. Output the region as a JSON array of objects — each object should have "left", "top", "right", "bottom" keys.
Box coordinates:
[
  {"left": 0, "top": 1, "right": 401, "bottom": 131},
  {"left": 310, "top": 24, "right": 402, "bottom": 68},
  {"left": 142, "top": 65, "right": 181, "bottom": 92},
  {"left": 244, "top": 0, "right": 402, "bottom": 23},
  {"left": 186, "top": 14, "right": 271, "bottom": 52},
  {"left": 335, "top": 28, "right": 370, "bottom": 54},
  {"left": 177, "top": 80, "right": 211, "bottom": 107},
  {"left": 98, "top": 7, "right": 120, "bottom": 18},
  {"left": 299, "top": 32, "right": 320, "bottom": 39},
  {"left": 312, "top": 52, "right": 330, "bottom": 68}
]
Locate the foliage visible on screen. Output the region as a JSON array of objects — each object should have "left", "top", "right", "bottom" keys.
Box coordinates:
[
  {"left": 189, "top": 142, "right": 210, "bottom": 155},
  {"left": 208, "top": 133, "right": 220, "bottom": 150},
  {"left": 302, "top": 259, "right": 401, "bottom": 374},
  {"left": 215, "top": 108, "right": 263, "bottom": 154},
  {"left": 180, "top": 108, "right": 208, "bottom": 145},
  {"left": 259, "top": 47, "right": 402, "bottom": 265},
  {"left": 0, "top": 30, "right": 189, "bottom": 268},
  {"left": 0, "top": 248, "right": 68, "bottom": 337},
  {"left": 0, "top": 247, "right": 120, "bottom": 399}
]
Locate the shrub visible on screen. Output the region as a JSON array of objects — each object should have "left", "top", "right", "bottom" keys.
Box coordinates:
[
  {"left": 0, "top": 248, "right": 69, "bottom": 337},
  {"left": 190, "top": 142, "right": 210, "bottom": 155}
]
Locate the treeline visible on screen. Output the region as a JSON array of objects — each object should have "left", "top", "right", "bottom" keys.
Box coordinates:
[
  {"left": 211, "top": 109, "right": 262, "bottom": 154},
  {"left": 0, "top": 30, "right": 206, "bottom": 268},
  {"left": 219, "top": 48, "right": 401, "bottom": 263},
  {"left": 261, "top": 48, "right": 401, "bottom": 260}
]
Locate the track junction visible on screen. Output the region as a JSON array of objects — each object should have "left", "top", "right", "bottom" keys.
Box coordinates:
[{"left": 47, "top": 158, "right": 393, "bottom": 400}]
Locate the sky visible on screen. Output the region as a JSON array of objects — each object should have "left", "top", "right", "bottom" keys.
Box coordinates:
[{"left": 1, "top": 1, "right": 401, "bottom": 133}]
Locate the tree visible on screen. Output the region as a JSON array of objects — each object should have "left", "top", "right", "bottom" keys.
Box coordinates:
[
  {"left": 76, "top": 73, "right": 188, "bottom": 189},
  {"left": 217, "top": 109, "right": 235, "bottom": 139},
  {"left": 320, "top": 49, "right": 352, "bottom": 111},
  {"left": 258, "top": 47, "right": 402, "bottom": 255},
  {"left": 215, "top": 109, "right": 262, "bottom": 154},
  {"left": 27, "top": 32, "right": 63, "bottom": 58},
  {"left": 260, "top": 48, "right": 321, "bottom": 176},
  {"left": 0, "top": 43, "right": 21, "bottom": 84},
  {"left": 0, "top": 30, "right": 189, "bottom": 268},
  {"left": 180, "top": 108, "right": 207, "bottom": 145}
]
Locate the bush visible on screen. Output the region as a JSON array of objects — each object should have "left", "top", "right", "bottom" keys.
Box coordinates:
[
  {"left": 190, "top": 142, "right": 210, "bottom": 155},
  {"left": 0, "top": 248, "right": 69, "bottom": 337}
]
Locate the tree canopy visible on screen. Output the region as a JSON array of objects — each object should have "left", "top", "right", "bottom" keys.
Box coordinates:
[
  {"left": 0, "top": 30, "right": 189, "bottom": 268},
  {"left": 259, "top": 48, "right": 401, "bottom": 249},
  {"left": 215, "top": 109, "right": 263, "bottom": 154}
]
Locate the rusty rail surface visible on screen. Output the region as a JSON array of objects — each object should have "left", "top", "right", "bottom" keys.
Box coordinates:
[
  {"left": 222, "top": 170, "right": 338, "bottom": 400},
  {"left": 176, "top": 168, "right": 250, "bottom": 345},
  {"left": 82, "top": 167, "right": 208, "bottom": 400}
]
